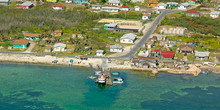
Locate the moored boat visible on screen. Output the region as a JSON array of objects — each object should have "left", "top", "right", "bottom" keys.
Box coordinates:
[
  {"left": 111, "top": 72, "right": 120, "bottom": 75},
  {"left": 113, "top": 77, "right": 123, "bottom": 84},
  {"left": 201, "top": 69, "right": 208, "bottom": 74},
  {"left": 98, "top": 75, "right": 106, "bottom": 84},
  {"left": 88, "top": 75, "right": 97, "bottom": 79}
]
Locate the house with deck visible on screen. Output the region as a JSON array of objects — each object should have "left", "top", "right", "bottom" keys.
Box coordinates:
[
  {"left": 13, "top": 40, "right": 29, "bottom": 49},
  {"left": 101, "top": 5, "right": 119, "bottom": 12},
  {"left": 210, "top": 11, "right": 220, "bottom": 18},
  {"left": 20, "top": 1, "right": 34, "bottom": 9},
  {"left": 110, "top": 45, "right": 123, "bottom": 52},
  {"left": 53, "top": 43, "right": 66, "bottom": 52},
  {"left": 178, "top": 2, "right": 190, "bottom": 10},
  {"left": 186, "top": 9, "right": 200, "bottom": 17},
  {"left": 107, "top": 0, "right": 121, "bottom": 6},
  {"left": 179, "top": 45, "right": 194, "bottom": 53},
  {"left": 0, "top": 0, "right": 10, "bottom": 5},
  {"left": 120, "top": 33, "right": 137, "bottom": 44},
  {"left": 24, "top": 33, "right": 42, "bottom": 41},
  {"left": 195, "top": 51, "right": 209, "bottom": 60},
  {"left": 53, "top": 3, "right": 66, "bottom": 10},
  {"left": 96, "top": 50, "right": 104, "bottom": 56},
  {"left": 121, "top": 6, "right": 130, "bottom": 11},
  {"left": 104, "top": 23, "right": 118, "bottom": 30}
]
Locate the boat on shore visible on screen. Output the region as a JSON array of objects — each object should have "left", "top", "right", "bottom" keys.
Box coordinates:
[{"left": 113, "top": 77, "right": 123, "bottom": 84}]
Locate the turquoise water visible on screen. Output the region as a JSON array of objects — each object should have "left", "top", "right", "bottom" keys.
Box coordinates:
[{"left": 0, "top": 62, "right": 220, "bottom": 110}]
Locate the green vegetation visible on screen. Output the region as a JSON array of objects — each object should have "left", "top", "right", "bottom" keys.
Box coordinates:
[{"left": 161, "top": 13, "right": 220, "bottom": 36}]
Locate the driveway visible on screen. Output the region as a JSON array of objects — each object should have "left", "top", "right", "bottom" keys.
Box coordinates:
[{"left": 24, "top": 41, "right": 36, "bottom": 53}]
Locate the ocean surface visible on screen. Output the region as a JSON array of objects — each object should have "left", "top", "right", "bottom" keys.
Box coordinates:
[{"left": 0, "top": 62, "right": 220, "bottom": 110}]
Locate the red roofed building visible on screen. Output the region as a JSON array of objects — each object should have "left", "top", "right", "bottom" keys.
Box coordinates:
[
  {"left": 160, "top": 51, "right": 175, "bottom": 59},
  {"left": 121, "top": 6, "right": 130, "bottom": 11},
  {"left": 186, "top": 9, "right": 200, "bottom": 17},
  {"left": 53, "top": 3, "right": 66, "bottom": 10}
]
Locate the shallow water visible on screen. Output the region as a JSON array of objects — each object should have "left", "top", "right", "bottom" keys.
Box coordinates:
[{"left": 0, "top": 62, "right": 220, "bottom": 110}]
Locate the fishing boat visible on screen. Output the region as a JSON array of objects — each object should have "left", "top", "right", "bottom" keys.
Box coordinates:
[
  {"left": 113, "top": 77, "right": 123, "bottom": 84},
  {"left": 201, "top": 69, "right": 208, "bottom": 74},
  {"left": 98, "top": 75, "right": 106, "bottom": 84},
  {"left": 111, "top": 72, "right": 120, "bottom": 75},
  {"left": 88, "top": 75, "right": 96, "bottom": 79},
  {"left": 94, "top": 71, "right": 102, "bottom": 75}
]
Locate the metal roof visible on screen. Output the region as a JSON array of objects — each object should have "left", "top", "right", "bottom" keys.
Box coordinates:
[
  {"left": 104, "top": 23, "right": 117, "bottom": 27},
  {"left": 96, "top": 50, "right": 104, "bottom": 53},
  {"left": 120, "top": 33, "right": 137, "bottom": 40},
  {"left": 54, "top": 43, "right": 66, "bottom": 48},
  {"left": 195, "top": 51, "right": 209, "bottom": 57},
  {"left": 110, "top": 45, "right": 123, "bottom": 49},
  {"left": 20, "top": 1, "right": 33, "bottom": 6}
]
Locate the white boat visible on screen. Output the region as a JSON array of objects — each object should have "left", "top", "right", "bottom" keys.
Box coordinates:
[
  {"left": 88, "top": 76, "right": 96, "bottom": 79},
  {"left": 94, "top": 71, "right": 102, "bottom": 75},
  {"left": 98, "top": 75, "right": 106, "bottom": 84},
  {"left": 113, "top": 78, "right": 123, "bottom": 84}
]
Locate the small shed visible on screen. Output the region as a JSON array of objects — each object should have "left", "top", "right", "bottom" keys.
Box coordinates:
[{"left": 96, "top": 50, "right": 104, "bottom": 56}]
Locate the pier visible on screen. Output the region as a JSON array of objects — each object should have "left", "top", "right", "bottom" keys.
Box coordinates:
[{"left": 101, "top": 60, "right": 112, "bottom": 86}]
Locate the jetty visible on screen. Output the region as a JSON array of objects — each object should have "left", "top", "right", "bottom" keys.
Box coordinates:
[{"left": 101, "top": 60, "right": 112, "bottom": 86}]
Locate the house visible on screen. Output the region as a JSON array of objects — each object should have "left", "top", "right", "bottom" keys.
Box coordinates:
[
  {"left": 110, "top": 45, "right": 123, "bottom": 52},
  {"left": 20, "top": 1, "right": 34, "bottom": 9},
  {"left": 160, "top": 51, "right": 175, "bottom": 59},
  {"left": 157, "top": 3, "right": 166, "bottom": 9},
  {"left": 0, "top": 0, "right": 10, "bottom": 5},
  {"left": 188, "top": 41, "right": 194, "bottom": 46},
  {"left": 107, "top": 0, "right": 121, "bottom": 6},
  {"left": 53, "top": 3, "right": 66, "bottom": 10},
  {"left": 96, "top": 50, "right": 104, "bottom": 56},
  {"left": 131, "top": 0, "right": 145, "bottom": 3},
  {"left": 121, "top": 6, "right": 130, "bottom": 11},
  {"left": 101, "top": 5, "right": 119, "bottom": 12},
  {"left": 159, "top": 26, "right": 187, "bottom": 35},
  {"left": 53, "top": 30, "right": 63, "bottom": 36},
  {"left": 145, "top": 40, "right": 154, "bottom": 49},
  {"left": 166, "top": 2, "right": 178, "bottom": 8},
  {"left": 210, "top": 11, "right": 220, "bottom": 18},
  {"left": 134, "top": 6, "right": 140, "bottom": 11},
  {"left": 179, "top": 45, "right": 194, "bottom": 53},
  {"left": 46, "top": 0, "right": 58, "bottom": 2},
  {"left": 74, "top": 0, "right": 89, "bottom": 4},
  {"left": 142, "top": 14, "right": 151, "bottom": 20},
  {"left": 132, "top": 57, "right": 158, "bottom": 68},
  {"left": 44, "top": 46, "right": 53, "bottom": 52},
  {"left": 91, "top": 5, "right": 102, "bottom": 10},
  {"left": 120, "top": 33, "right": 137, "bottom": 43},
  {"left": 186, "top": 9, "right": 200, "bottom": 17},
  {"left": 142, "top": 10, "right": 152, "bottom": 15},
  {"left": 151, "top": 34, "right": 166, "bottom": 41},
  {"left": 53, "top": 43, "right": 66, "bottom": 52},
  {"left": 148, "top": 0, "right": 158, "bottom": 7},
  {"left": 178, "top": 2, "right": 190, "bottom": 10},
  {"left": 66, "top": 0, "right": 73, "bottom": 3},
  {"left": 13, "top": 40, "right": 29, "bottom": 49},
  {"left": 24, "top": 33, "right": 42, "bottom": 41},
  {"left": 104, "top": 23, "right": 117, "bottom": 30},
  {"left": 195, "top": 51, "right": 209, "bottom": 60}
]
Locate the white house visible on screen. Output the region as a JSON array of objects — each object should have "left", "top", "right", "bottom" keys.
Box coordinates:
[
  {"left": 0, "top": 0, "right": 9, "bottom": 5},
  {"left": 53, "top": 43, "right": 66, "bottom": 52},
  {"left": 107, "top": 0, "right": 122, "bottom": 6},
  {"left": 157, "top": 3, "right": 166, "bottom": 9},
  {"left": 178, "top": 2, "right": 190, "bottom": 10},
  {"left": 142, "top": 14, "right": 151, "bottom": 20},
  {"left": 210, "top": 11, "right": 220, "bottom": 18},
  {"left": 110, "top": 45, "right": 123, "bottom": 52},
  {"left": 120, "top": 33, "right": 137, "bottom": 44},
  {"left": 96, "top": 50, "right": 104, "bottom": 56},
  {"left": 134, "top": 6, "right": 140, "bottom": 11},
  {"left": 131, "top": 0, "right": 144, "bottom": 3},
  {"left": 121, "top": 6, "right": 129, "bottom": 11},
  {"left": 65, "top": 0, "right": 73, "bottom": 3},
  {"left": 53, "top": 3, "right": 66, "bottom": 10},
  {"left": 91, "top": 5, "right": 102, "bottom": 10},
  {"left": 101, "top": 5, "right": 119, "bottom": 12}
]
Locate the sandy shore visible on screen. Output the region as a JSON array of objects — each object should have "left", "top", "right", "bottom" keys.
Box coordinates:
[{"left": 0, "top": 53, "right": 219, "bottom": 75}]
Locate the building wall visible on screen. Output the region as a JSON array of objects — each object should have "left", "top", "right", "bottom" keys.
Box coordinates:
[{"left": 13, "top": 44, "right": 27, "bottom": 48}]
